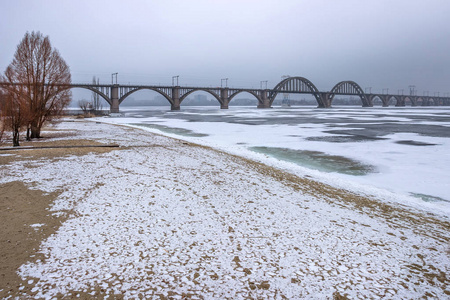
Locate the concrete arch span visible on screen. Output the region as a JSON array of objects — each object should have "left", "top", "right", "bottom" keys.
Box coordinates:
[
  {"left": 118, "top": 87, "right": 173, "bottom": 106},
  {"left": 70, "top": 86, "right": 111, "bottom": 105},
  {"left": 389, "top": 95, "right": 401, "bottom": 107},
  {"left": 228, "top": 90, "right": 263, "bottom": 105},
  {"left": 371, "top": 95, "right": 400, "bottom": 107},
  {"left": 417, "top": 97, "right": 436, "bottom": 106},
  {"left": 179, "top": 89, "right": 221, "bottom": 104},
  {"left": 371, "top": 95, "right": 384, "bottom": 106},
  {"left": 269, "top": 76, "right": 322, "bottom": 107},
  {"left": 329, "top": 81, "right": 371, "bottom": 107},
  {"left": 427, "top": 98, "right": 437, "bottom": 106},
  {"left": 403, "top": 96, "right": 417, "bottom": 106}
]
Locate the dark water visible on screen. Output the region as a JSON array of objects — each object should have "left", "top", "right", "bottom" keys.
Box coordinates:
[
  {"left": 395, "top": 140, "right": 438, "bottom": 146},
  {"left": 250, "top": 146, "right": 375, "bottom": 175},
  {"left": 412, "top": 193, "right": 450, "bottom": 203}
]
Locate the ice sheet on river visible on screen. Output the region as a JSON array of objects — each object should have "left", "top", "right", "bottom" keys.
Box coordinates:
[{"left": 111, "top": 106, "right": 450, "bottom": 209}]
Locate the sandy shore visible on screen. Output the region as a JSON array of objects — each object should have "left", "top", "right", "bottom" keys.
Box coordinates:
[{"left": 0, "top": 119, "right": 449, "bottom": 299}]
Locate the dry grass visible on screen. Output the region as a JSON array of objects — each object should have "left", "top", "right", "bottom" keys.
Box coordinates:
[{"left": 0, "top": 139, "right": 118, "bottom": 165}]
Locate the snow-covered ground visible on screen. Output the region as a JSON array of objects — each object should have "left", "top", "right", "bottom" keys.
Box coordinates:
[
  {"left": 1, "top": 119, "right": 449, "bottom": 299},
  {"left": 106, "top": 106, "right": 450, "bottom": 216}
]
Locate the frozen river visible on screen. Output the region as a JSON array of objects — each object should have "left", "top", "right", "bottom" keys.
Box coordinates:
[{"left": 105, "top": 106, "right": 450, "bottom": 215}]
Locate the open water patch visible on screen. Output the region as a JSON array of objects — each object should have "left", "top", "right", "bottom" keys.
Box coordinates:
[
  {"left": 249, "top": 146, "right": 375, "bottom": 175},
  {"left": 129, "top": 123, "right": 208, "bottom": 137},
  {"left": 411, "top": 193, "right": 450, "bottom": 203},
  {"left": 395, "top": 140, "right": 438, "bottom": 146},
  {"left": 306, "top": 135, "right": 387, "bottom": 143}
]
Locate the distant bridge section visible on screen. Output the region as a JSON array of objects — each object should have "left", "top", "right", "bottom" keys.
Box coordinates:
[
  {"left": 1, "top": 77, "right": 449, "bottom": 113},
  {"left": 67, "top": 84, "right": 270, "bottom": 112}
]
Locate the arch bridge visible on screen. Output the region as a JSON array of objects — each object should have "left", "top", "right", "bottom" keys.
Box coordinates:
[
  {"left": 1, "top": 78, "right": 449, "bottom": 112},
  {"left": 71, "top": 83, "right": 268, "bottom": 111}
]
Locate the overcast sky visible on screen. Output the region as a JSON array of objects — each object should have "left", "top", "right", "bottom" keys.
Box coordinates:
[{"left": 1, "top": 0, "right": 449, "bottom": 96}]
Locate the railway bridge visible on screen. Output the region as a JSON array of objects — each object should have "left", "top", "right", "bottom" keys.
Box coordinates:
[{"left": 2, "top": 76, "right": 450, "bottom": 113}]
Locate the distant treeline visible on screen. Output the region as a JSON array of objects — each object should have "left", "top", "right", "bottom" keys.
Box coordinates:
[
  {"left": 71, "top": 96, "right": 368, "bottom": 108},
  {"left": 120, "top": 96, "right": 261, "bottom": 106}
]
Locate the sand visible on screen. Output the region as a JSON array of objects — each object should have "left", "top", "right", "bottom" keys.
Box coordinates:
[{"left": 0, "top": 131, "right": 119, "bottom": 298}]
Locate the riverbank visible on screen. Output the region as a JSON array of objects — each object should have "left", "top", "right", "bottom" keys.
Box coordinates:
[{"left": 0, "top": 119, "right": 449, "bottom": 299}]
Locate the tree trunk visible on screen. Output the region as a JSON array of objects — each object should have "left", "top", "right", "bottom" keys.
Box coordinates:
[
  {"left": 30, "top": 125, "right": 41, "bottom": 139},
  {"left": 26, "top": 126, "right": 31, "bottom": 141},
  {"left": 13, "top": 129, "right": 20, "bottom": 147}
]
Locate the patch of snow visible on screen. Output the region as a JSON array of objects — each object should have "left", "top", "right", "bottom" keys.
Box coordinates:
[{"left": 30, "top": 224, "right": 45, "bottom": 228}]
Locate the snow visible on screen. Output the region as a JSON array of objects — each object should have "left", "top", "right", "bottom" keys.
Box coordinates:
[
  {"left": 30, "top": 223, "right": 45, "bottom": 229},
  {"left": 101, "top": 106, "right": 450, "bottom": 216},
  {"left": 1, "top": 117, "right": 449, "bottom": 298}
]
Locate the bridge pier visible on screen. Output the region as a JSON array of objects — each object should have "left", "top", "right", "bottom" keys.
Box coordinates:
[
  {"left": 110, "top": 85, "right": 120, "bottom": 113},
  {"left": 422, "top": 97, "right": 431, "bottom": 106},
  {"left": 367, "top": 95, "right": 375, "bottom": 107},
  {"left": 220, "top": 88, "right": 229, "bottom": 109},
  {"left": 395, "top": 96, "right": 405, "bottom": 106},
  {"left": 360, "top": 93, "right": 372, "bottom": 107},
  {"left": 318, "top": 93, "right": 331, "bottom": 108},
  {"left": 380, "top": 95, "right": 389, "bottom": 107},
  {"left": 257, "top": 90, "right": 271, "bottom": 108},
  {"left": 171, "top": 87, "right": 180, "bottom": 110},
  {"left": 422, "top": 97, "right": 428, "bottom": 106}
]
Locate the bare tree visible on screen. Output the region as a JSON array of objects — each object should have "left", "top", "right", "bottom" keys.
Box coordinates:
[
  {"left": 92, "top": 76, "right": 102, "bottom": 113},
  {"left": 0, "top": 121, "right": 3, "bottom": 144},
  {"left": 2, "top": 31, "right": 72, "bottom": 139},
  {"left": 78, "top": 99, "right": 91, "bottom": 114},
  {"left": 0, "top": 85, "right": 30, "bottom": 146},
  {"left": 0, "top": 90, "right": 5, "bottom": 143}
]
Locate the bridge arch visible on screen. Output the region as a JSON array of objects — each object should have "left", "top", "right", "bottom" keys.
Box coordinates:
[
  {"left": 400, "top": 96, "right": 411, "bottom": 106},
  {"left": 179, "top": 89, "right": 221, "bottom": 105},
  {"left": 228, "top": 90, "right": 263, "bottom": 105},
  {"left": 411, "top": 97, "right": 418, "bottom": 106},
  {"left": 70, "top": 86, "right": 111, "bottom": 105},
  {"left": 371, "top": 95, "right": 384, "bottom": 106},
  {"left": 389, "top": 95, "right": 401, "bottom": 107},
  {"left": 422, "top": 97, "right": 436, "bottom": 106},
  {"left": 329, "top": 81, "right": 370, "bottom": 107},
  {"left": 119, "top": 87, "right": 173, "bottom": 105},
  {"left": 372, "top": 95, "right": 400, "bottom": 107},
  {"left": 269, "top": 76, "right": 322, "bottom": 106}
]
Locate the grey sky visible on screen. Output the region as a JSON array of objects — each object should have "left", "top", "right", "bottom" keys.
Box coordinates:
[{"left": 1, "top": 0, "right": 449, "bottom": 96}]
